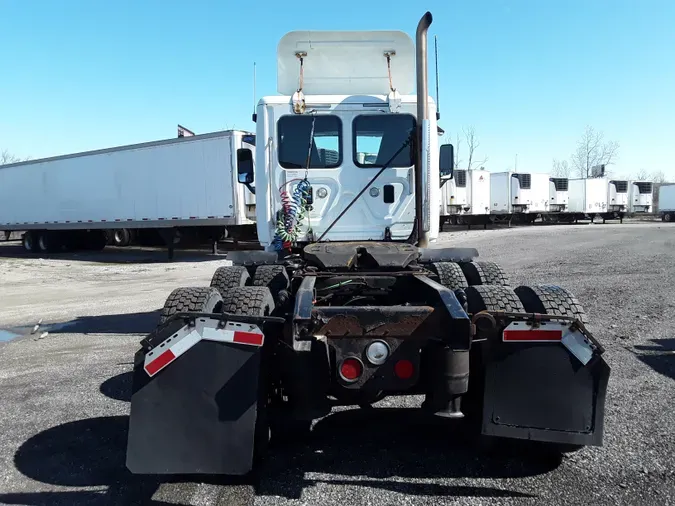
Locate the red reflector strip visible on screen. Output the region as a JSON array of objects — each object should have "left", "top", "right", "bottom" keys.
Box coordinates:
[
  {"left": 503, "top": 329, "right": 563, "bottom": 342},
  {"left": 145, "top": 349, "right": 176, "bottom": 375},
  {"left": 232, "top": 331, "right": 264, "bottom": 346}
]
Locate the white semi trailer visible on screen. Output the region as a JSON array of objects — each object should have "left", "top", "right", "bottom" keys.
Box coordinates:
[
  {"left": 658, "top": 184, "right": 675, "bottom": 222},
  {"left": 567, "top": 177, "right": 628, "bottom": 223},
  {"left": 490, "top": 171, "right": 541, "bottom": 223},
  {"left": 0, "top": 130, "right": 257, "bottom": 258},
  {"left": 439, "top": 169, "right": 491, "bottom": 228},
  {"left": 628, "top": 181, "right": 653, "bottom": 213}
]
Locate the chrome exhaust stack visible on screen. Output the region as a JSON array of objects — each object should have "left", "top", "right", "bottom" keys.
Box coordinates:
[{"left": 415, "top": 12, "right": 432, "bottom": 248}]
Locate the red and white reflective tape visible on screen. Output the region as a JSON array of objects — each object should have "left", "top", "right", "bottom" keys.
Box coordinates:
[
  {"left": 502, "top": 321, "right": 595, "bottom": 365},
  {"left": 144, "top": 318, "right": 264, "bottom": 377}
]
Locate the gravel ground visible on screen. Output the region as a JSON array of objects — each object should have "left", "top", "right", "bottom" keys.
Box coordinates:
[{"left": 0, "top": 222, "right": 674, "bottom": 506}]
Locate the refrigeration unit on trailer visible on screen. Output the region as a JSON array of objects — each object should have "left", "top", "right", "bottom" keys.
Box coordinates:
[
  {"left": 0, "top": 130, "right": 257, "bottom": 257},
  {"left": 658, "top": 184, "right": 675, "bottom": 222},
  {"left": 567, "top": 177, "right": 625, "bottom": 223},
  {"left": 489, "top": 171, "right": 538, "bottom": 222},
  {"left": 628, "top": 181, "right": 653, "bottom": 214},
  {"left": 126, "top": 12, "right": 609, "bottom": 480},
  {"left": 540, "top": 177, "right": 571, "bottom": 222},
  {"left": 440, "top": 169, "right": 491, "bottom": 228}
]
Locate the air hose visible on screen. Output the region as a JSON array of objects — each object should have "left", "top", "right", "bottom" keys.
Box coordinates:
[{"left": 272, "top": 179, "right": 312, "bottom": 251}]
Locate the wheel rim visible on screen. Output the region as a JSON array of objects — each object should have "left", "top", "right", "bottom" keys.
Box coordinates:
[
  {"left": 666, "top": 214, "right": 672, "bottom": 222},
  {"left": 114, "top": 231, "right": 123, "bottom": 243},
  {"left": 24, "top": 235, "right": 33, "bottom": 251},
  {"left": 38, "top": 235, "right": 47, "bottom": 251}
]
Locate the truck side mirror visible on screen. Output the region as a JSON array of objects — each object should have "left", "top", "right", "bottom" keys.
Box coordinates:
[
  {"left": 439, "top": 144, "right": 454, "bottom": 179},
  {"left": 237, "top": 148, "right": 254, "bottom": 184}
]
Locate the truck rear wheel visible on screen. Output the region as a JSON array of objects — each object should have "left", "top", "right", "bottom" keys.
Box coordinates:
[
  {"left": 220, "top": 286, "right": 277, "bottom": 463},
  {"left": 429, "top": 262, "right": 468, "bottom": 290},
  {"left": 462, "top": 285, "right": 525, "bottom": 439},
  {"left": 210, "top": 266, "right": 251, "bottom": 297},
  {"left": 514, "top": 284, "right": 588, "bottom": 324},
  {"left": 158, "top": 287, "right": 223, "bottom": 326},
  {"left": 664, "top": 212, "right": 672, "bottom": 222},
  {"left": 112, "top": 228, "right": 132, "bottom": 247},
  {"left": 252, "top": 265, "right": 289, "bottom": 301},
  {"left": 460, "top": 261, "right": 509, "bottom": 287}
]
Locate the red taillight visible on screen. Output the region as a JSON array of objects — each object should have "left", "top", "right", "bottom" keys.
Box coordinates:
[
  {"left": 339, "top": 357, "right": 363, "bottom": 382},
  {"left": 394, "top": 359, "right": 414, "bottom": 380}
]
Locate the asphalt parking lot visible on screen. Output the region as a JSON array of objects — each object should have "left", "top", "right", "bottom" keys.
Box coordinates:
[{"left": 1, "top": 222, "right": 674, "bottom": 506}]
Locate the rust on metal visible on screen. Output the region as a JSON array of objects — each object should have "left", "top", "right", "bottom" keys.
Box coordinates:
[{"left": 312, "top": 306, "right": 433, "bottom": 338}]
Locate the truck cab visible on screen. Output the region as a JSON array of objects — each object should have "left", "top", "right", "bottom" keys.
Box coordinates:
[{"left": 236, "top": 29, "right": 446, "bottom": 250}]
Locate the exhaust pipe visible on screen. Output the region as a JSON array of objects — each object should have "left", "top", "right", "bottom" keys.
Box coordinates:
[{"left": 415, "top": 12, "right": 432, "bottom": 248}]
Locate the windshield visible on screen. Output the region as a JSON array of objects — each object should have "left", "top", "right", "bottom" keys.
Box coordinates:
[
  {"left": 277, "top": 115, "right": 342, "bottom": 169},
  {"left": 353, "top": 114, "right": 415, "bottom": 168}
]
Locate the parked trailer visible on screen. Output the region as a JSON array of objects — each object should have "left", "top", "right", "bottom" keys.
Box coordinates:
[
  {"left": 540, "top": 177, "right": 572, "bottom": 223},
  {"left": 489, "top": 171, "right": 539, "bottom": 223},
  {"left": 628, "top": 181, "right": 653, "bottom": 213},
  {"left": 658, "top": 184, "right": 675, "bottom": 222},
  {"left": 0, "top": 130, "right": 257, "bottom": 258},
  {"left": 440, "top": 169, "right": 491, "bottom": 228},
  {"left": 126, "top": 12, "right": 609, "bottom": 479},
  {"left": 567, "top": 177, "right": 626, "bottom": 223}
]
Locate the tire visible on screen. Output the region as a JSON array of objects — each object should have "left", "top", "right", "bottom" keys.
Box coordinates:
[
  {"left": 158, "top": 286, "right": 223, "bottom": 326},
  {"left": 665, "top": 212, "right": 673, "bottom": 222},
  {"left": 221, "top": 286, "right": 275, "bottom": 316},
  {"left": 37, "top": 231, "right": 62, "bottom": 253},
  {"left": 514, "top": 284, "right": 588, "bottom": 324},
  {"left": 112, "top": 228, "right": 132, "bottom": 247},
  {"left": 465, "top": 285, "right": 525, "bottom": 314},
  {"left": 252, "top": 265, "right": 289, "bottom": 300},
  {"left": 210, "top": 266, "right": 251, "bottom": 297},
  {"left": 22, "top": 232, "right": 39, "bottom": 253},
  {"left": 429, "top": 262, "right": 468, "bottom": 290},
  {"left": 220, "top": 286, "right": 276, "bottom": 466},
  {"left": 460, "top": 261, "right": 509, "bottom": 287},
  {"left": 83, "top": 230, "right": 107, "bottom": 251}
]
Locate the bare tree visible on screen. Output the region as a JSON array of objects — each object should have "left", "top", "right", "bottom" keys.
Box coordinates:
[
  {"left": 634, "top": 168, "right": 649, "bottom": 180},
  {"left": 552, "top": 158, "right": 571, "bottom": 177},
  {"left": 570, "top": 126, "right": 619, "bottom": 178},
  {"left": 463, "top": 126, "right": 488, "bottom": 170},
  {"left": 1, "top": 149, "right": 21, "bottom": 165},
  {"left": 443, "top": 133, "right": 462, "bottom": 169},
  {"left": 651, "top": 170, "right": 667, "bottom": 184}
]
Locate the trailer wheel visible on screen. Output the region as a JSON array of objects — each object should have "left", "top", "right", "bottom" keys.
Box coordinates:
[
  {"left": 22, "top": 232, "right": 39, "bottom": 253},
  {"left": 514, "top": 284, "right": 588, "bottom": 325},
  {"left": 158, "top": 287, "right": 223, "bottom": 326},
  {"left": 37, "top": 231, "right": 63, "bottom": 253},
  {"left": 210, "top": 266, "right": 251, "bottom": 297},
  {"left": 112, "top": 228, "right": 132, "bottom": 247},
  {"left": 665, "top": 212, "right": 673, "bottom": 222},
  {"left": 252, "top": 265, "right": 289, "bottom": 300},
  {"left": 429, "top": 262, "right": 468, "bottom": 290},
  {"left": 460, "top": 261, "right": 509, "bottom": 286}
]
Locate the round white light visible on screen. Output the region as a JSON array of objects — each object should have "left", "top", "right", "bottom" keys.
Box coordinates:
[
  {"left": 369, "top": 187, "right": 380, "bottom": 197},
  {"left": 365, "top": 340, "right": 390, "bottom": 365},
  {"left": 316, "top": 187, "right": 328, "bottom": 199}
]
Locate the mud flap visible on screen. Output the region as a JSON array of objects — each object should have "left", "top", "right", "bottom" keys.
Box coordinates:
[
  {"left": 480, "top": 342, "right": 610, "bottom": 446},
  {"left": 126, "top": 324, "right": 263, "bottom": 475}
]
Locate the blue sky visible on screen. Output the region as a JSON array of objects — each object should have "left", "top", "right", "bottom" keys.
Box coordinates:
[{"left": 1, "top": 0, "right": 674, "bottom": 179}]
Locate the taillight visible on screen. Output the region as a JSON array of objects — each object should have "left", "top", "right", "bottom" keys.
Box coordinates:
[
  {"left": 339, "top": 357, "right": 363, "bottom": 382},
  {"left": 394, "top": 359, "right": 414, "bottom": 380}
]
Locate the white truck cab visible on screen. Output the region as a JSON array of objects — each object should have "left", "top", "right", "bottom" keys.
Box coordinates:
[{"left": 236, "top": 28, "right": 449, "bottom": 252}]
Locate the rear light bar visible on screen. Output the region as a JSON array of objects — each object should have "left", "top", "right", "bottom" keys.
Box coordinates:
[
  {"left": 503, "top": 321, "right": 563, "bottom": 342},
  {"left": 144, "top": 318, "right": 264, "bottom": 377},
  {"left": 502, "top": 321, "right": 595, "bottom": 365}
]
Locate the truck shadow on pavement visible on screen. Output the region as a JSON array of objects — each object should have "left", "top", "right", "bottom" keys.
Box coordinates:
[
  {"left": 46, "top": 309, "right": 162, "bottom": 335},
  {"left": 99, "top": 371, "right": 133, "bottom": 402},
  {"left": 0, "top": 407, "right": 559, "bottom": 504},
  {"left": 633, "top": 338, "right": 675, "bottom": 382}
]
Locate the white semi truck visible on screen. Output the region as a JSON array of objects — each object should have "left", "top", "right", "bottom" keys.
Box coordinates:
[
  {"left": 439, "top": 169, "right": 491, "bottom": 228},
  {"left": 0, "top": 130, "right": 257, "bottom": 257}
]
